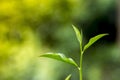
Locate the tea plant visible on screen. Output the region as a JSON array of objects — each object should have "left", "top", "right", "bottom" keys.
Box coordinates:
[{"left": 39, "top": 25, "right": 108, "bottom": 80}]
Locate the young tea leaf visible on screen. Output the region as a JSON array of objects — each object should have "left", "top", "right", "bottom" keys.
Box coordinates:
[
  {"left": 39, "top": 53, "right": 78, "bottom": 67},
  {"left": 65, "top": 74, "right": 71, "bottom": 80},
  {"left": 72, "top": 25, "right": 82, "bottom": 45},
  {"left": 83, "top": 34, "right": 108, "bottom": 52}
]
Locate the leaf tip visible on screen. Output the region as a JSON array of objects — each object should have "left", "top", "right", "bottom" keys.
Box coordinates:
[
  {"left": 65, "top": 74, "right": 72, "bottom": 80},
  {"left": 104, "top": 33, "right": 109, "bottom": 36},
  {"left": 72, "top": 25, "right": 76, "bottom": 30}
]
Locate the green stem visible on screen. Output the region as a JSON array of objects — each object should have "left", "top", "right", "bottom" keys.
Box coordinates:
[
  {"left": 80, "top": 52, "right": 83, "bottom": 80},
  {"left": 79, "top": 41, "right": 83, "bottom": 80}
]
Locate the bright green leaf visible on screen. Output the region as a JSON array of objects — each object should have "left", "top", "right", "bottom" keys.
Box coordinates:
[
  {"left": 65, "top": 74, "right": 71, "bottom": 80},
  {"left": 72, "top": 25, "right": 82, "bottom": 45},
  {"left": 39, "top": 53, "right": 78, "bottom": 67},
  {"left": 83, "top": 34, "right": 108, "bottom": 52}
]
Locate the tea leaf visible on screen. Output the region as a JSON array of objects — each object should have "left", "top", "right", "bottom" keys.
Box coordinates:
[
  {"left": 83, "top": 34, "right": 108, "bottom": 52},
  {"left": 40, "top": 53, "right": 78, "bottom": 67},
  {"left": 65, "top": 74, "right": 71, "bottom": 80},
  {"left": 72, "top": 25, "right": 82, "bottom": 45}
]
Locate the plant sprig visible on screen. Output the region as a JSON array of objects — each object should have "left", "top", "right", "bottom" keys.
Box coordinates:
[{"left": 39, "top": 25, "right": 108, "bottom": 80}]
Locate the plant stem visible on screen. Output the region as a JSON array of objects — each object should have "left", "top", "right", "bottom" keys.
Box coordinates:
[{"left": 80, "top": 52, "right": 83, "bottom": 80}]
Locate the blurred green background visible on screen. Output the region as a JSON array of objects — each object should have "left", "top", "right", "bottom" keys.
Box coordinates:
[{"left": 0, "top": 0, "right": 119, "bottom": 80}]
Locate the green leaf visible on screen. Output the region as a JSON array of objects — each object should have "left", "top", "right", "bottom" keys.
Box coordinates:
[
  {"left": 72, "top": 25, "right": 82, "bottom": 45},
  {"left": 65, "top": 74, "right": 71, "bottom": 80},
  {"left": 39, "top": 53, "right": 78, "bottom": 67},
  {"left": 83, "top": 34, "right": 108, "bottom": 52}
]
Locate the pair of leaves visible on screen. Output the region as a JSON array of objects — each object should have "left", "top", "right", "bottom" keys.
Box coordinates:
[
  {"left": 39, "top": 25, "right": 108, "bottom": 79},
  {"left": 39, "top": 25, "right": 108, "bottom": 68},
  {"left": 72, "top": 25, "right": 108, "bottom": 53}
]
